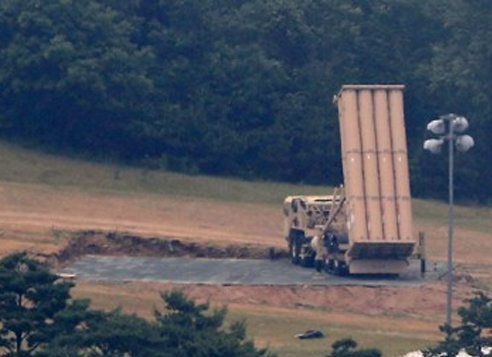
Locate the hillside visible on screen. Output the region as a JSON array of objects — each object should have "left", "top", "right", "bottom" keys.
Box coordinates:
[{"left": 0, "top": 140, "right": 492, "bottom": 357}]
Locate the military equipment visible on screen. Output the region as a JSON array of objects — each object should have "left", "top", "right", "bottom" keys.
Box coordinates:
[{"left": 283, "top": 85, "right": 418, "bottom": 275}]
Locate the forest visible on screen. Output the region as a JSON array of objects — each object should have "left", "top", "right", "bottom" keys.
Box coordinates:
[{"left": 0, "top": 0, "right": 491, "bottom": 203}]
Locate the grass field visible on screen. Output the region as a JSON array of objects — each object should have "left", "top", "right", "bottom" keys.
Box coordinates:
[
  {"left": 0, "top": 141, "right": 329, "bottom": 204},
  {"left": 0, "top": 140, "right": 491, "bottom": 357}
]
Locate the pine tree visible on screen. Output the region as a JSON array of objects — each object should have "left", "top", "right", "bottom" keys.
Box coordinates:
[
  {"left": 155, "top": 290, "right": 275, "bottom": 357},
  {"left": 425, "top": 291, "right": 492, "bottom": 357},
  {"left": 0, "top": 252, "right": 73, "bottom": 356}
]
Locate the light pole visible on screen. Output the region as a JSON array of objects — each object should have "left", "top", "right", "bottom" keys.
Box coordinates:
[{"left": 424, "top": 113, "right": 474, "bottom": 327}]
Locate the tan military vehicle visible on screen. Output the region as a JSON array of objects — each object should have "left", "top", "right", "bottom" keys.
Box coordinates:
[
  {"left": 283, "top": 189, "right": 349, "bottom": 274},
  {"left": 283, "top": 85, "right": 417, "bottom": 275}
]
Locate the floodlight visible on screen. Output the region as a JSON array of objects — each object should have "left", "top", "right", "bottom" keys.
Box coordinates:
[
  {"left": 423, "top": 138, "right": 444, "bottom": 154},
  {"left": 452, "top": 116, "right": 469, "bottom": 133},
  {"left": 455, "top": 135, "right": 474, "bottom": 152},
  {"left": 427, "top": 119, "right": 446, "bottom": 135},
  {"left": 423, "top": 111, "right": 474, "bottom": 328}
]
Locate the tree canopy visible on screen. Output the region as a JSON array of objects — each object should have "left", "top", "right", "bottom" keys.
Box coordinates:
[
  {"left": 0, "top": 0, "right": 491, "bottom": 203},
  {"left": 0, "top": 252, "right": 74, "bottom": 356}
]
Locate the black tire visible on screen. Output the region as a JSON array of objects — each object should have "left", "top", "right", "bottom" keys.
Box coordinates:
[
  {"left": 334, "top": 261, "right": 348, "bottom": 276},
  {"left": 301, "top": 253, "right": 315, "bottom": 268},
  {"left": 325, "top": 259, "right": 335, "bottom": 273}
]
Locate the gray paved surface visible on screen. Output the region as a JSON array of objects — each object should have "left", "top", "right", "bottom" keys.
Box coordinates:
[{"left": 62, "top": 256, "right": 447, "bottom": 287}]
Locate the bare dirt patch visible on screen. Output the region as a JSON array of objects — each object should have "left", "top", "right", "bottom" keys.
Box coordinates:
[
  {"left": 48, "top": 230, "right": 286, "bottom": 268},
  {"left": 0, "top": 181, "right": 284, "bottom": 249},
  {"left": 154, "top": 282, "right": 473, "bottom": 318}
]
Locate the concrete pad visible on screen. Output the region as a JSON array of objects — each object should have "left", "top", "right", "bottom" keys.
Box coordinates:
[{"left": 62, "top": 256, "right": 447, "bottom": 287}]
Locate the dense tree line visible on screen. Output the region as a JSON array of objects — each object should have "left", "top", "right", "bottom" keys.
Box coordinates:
[{"left": 0, "top": 0, "right": 491, "bottom": 203}]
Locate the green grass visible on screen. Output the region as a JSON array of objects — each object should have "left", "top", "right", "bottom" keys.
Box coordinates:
[
  {"left": 0, "top": 141, "right": 330, "bottom": 205},
  {"left": 413, "top": 198, "right": 492, "bottom": 233},
  {"left": 227, "top": 308, "right": 436, "bottom": 357}
]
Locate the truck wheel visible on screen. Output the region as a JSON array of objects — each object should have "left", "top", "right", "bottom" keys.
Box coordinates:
[
  {"left": 301, "top": 254, "right": 315, "bottom": 268},
  {"left": 334, "top": 261, "right": 348, "bottom": 276},
  {"left": 325, "top": 259, "right": 335, "bottom": 273}
]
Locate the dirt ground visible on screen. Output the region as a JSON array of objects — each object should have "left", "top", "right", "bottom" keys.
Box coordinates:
[
  {"left": 0, "top": 181, "right": 486, "bottom": 327},
  {"left": 122, "top": 281, "right": 470, "bottom": 319}
]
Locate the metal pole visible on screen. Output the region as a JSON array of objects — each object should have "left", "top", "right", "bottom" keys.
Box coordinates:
[
  {"left": 424, "top": 113, "right": 473, "bottom": 326},
  {"left": 446, "top": 118, "right": 454, "bottom": 327}
]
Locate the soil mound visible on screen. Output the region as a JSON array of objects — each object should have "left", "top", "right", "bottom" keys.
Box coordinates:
[{"left": 49, "top": 230, "right": 287, "bottom": 267}]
